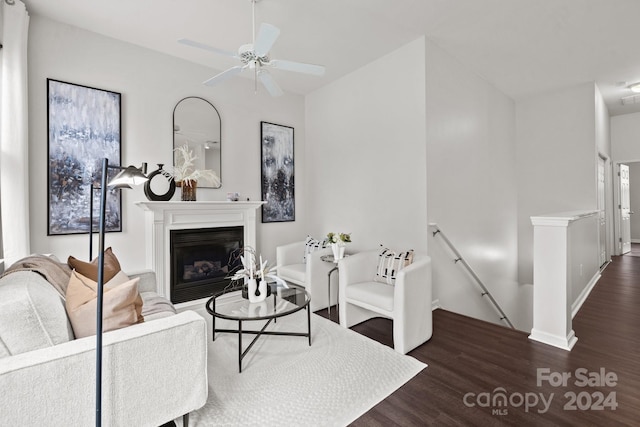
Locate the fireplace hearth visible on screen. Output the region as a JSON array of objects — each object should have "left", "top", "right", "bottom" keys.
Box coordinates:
[{"left": 170, "top": 226, "right": 243, "bottom": 304}]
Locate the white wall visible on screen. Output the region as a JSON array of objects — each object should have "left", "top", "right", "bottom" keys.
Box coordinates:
[
  {"left": 611, "top": 111, "right": 640, "bottom": 163},
  {"left": 305, "top": 37, "right": 427, "bottom": 254},
  {"left": 424, "top": 40, "right": 524, "bottom": 329},
  {"left": 27, "top": 16, "right": 306, "bottom": 270},
  {"left": 569, "top": 214, "right": 600, "bottom": 306},
  {"left": 516, "top": 83, "right": 599, "bottom": 286}
]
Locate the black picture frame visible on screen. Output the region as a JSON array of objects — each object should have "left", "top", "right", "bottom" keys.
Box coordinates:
[
  {"left": 261, "top": 121, "right": 295, "bottom": 223},
  {"left": 47, "top": 79, "right": 122, "bottom": 235}
]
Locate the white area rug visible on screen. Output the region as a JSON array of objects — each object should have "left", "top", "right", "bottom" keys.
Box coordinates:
[{"left": 186, "top": 308, "right": 426, "bottom": 426}]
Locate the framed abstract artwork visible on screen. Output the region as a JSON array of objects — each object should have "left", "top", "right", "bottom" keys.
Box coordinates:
[
  {"left": 47, "top": 79, "right": 122, "bottom": 235},
  {"left": 260, "top": 121, "right": 295, "bottom": 223}
]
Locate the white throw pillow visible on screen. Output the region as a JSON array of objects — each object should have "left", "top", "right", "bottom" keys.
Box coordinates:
[
  {"left": 303, "top": 235, "right": 327, "bottom": 263},
  {"left": 374, "top": 248, "right": 414, "bottom": 285}
]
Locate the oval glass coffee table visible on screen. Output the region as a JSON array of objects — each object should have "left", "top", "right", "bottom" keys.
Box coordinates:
[{"left": 206, "top": 283, "right": 311, "bottom": 372}]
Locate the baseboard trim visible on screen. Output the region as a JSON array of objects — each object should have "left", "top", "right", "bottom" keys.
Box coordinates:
[
  {"left": 571, "top": 271, "right": 601, "bottom": 318},
  {"left": 431, "top": 299, "right": 441, "bottom": 311},
  {"left": 529, "top": 328, "right": 578, "bottom": 351}
]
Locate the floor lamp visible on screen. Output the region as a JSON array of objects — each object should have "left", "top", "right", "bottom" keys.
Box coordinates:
[{"left": 92, "top": 158, "right": 147, "bottom": 427}]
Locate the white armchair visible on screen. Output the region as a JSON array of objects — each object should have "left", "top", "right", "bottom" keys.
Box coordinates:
[
  {"left": 338, "top": 250, "right": 433, "bottom": 354},
  {"left": 276, "top": 241, "right": 336, "bottom": 312}
]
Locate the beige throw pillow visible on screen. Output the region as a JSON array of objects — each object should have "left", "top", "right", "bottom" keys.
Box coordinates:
[
  {"left": 374, "top": 248, "right": 414, "bottom": 285},
  {"left": 67, "top": 247, "right": 121, "bottom": 283},
  {"left": 65, "top": 270, "right": 144, "bottom": 339}
]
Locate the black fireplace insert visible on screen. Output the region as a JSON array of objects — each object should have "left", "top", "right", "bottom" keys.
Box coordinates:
[{"left": 170, "top": 226, "right": 244, "bottom": 304}]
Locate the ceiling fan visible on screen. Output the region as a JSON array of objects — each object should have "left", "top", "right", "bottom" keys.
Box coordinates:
[{"left": 178, "top": 0, "right": 326, "bottom": 97}]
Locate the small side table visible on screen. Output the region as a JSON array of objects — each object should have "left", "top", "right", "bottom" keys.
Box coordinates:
[{"left": 320, "top": 254, "right": 345, "bottom": 316}]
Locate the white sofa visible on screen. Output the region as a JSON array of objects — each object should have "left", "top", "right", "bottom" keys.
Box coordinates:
[
  {"left": 0, "top": 265, "right": 208, "bottom": 426},
  {"left": 276, "top": 241, "right": 336, "bottom": 312},
  {"left": 338, "top": 250, "right": 433, "bottom": 354}
]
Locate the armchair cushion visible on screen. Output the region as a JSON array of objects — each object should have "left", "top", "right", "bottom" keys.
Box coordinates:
[
  {"left": 374, "top": 248, "right": 414, "bottom": 285},
  {"left": 345, "top": 281, "right": 394, "bottom": 312},
  {"left": 277, "top": 263, "right": 306, "bottom": 284}
]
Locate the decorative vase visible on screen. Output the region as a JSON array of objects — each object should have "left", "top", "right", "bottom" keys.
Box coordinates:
[
  {"left": 331, "top": 243, "right": 342, "bottom": 260},
  {"left": 180, "top": 179, "right": 197, "bottom": 201},
  {"left": 248, "top": 278, "right": 267, "bottom": 303},
  {"left": 258, "top": 280, "right": 267, "bottom": 302},
  {"left": 339, "top": 245, "right": 345, "bottom": 259},
  {"left": 143, "top": 164, "right": 176, "bottom": 201}
]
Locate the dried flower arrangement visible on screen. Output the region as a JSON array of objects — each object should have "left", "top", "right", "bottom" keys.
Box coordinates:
[{"left": 171, "top": 145, "right": 220, "bottom": 187}]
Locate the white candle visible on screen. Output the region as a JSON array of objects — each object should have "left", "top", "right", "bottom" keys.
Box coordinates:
[{"left": 259, "top": 255, "right": 264, "bottom": 280}]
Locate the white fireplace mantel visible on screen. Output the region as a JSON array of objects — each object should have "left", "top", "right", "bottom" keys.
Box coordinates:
[{"left": 135, "top": 201, "right": 265, "bottom": 305}]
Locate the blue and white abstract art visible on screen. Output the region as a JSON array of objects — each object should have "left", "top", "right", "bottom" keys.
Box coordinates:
[
  {"left": 261, "top": 122, "right": 295, "bottom": 223},
  {"left": 47, "top": 79, "right": 122, "bottom": 235}
]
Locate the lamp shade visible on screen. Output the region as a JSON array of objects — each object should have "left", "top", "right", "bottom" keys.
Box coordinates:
[{"left": 108, "top": 165, "right": 148, "bottom": 189}]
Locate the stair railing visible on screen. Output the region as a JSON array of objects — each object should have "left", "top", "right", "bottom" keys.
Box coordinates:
[{"left": 429, "top": 223, "right": 515, "bottom": 329}]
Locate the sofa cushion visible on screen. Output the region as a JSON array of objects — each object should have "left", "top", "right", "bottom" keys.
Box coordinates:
[
  {"left": 345, "top": 281, "right": 395, "bottom": 312},
  {"left": 374, "top": 248, "right": 414, "bottom": 285},
  {"left": 0, "top": 271, "right": 74, "bottom": 359},
  {"left": 277, "top": 263, "right": 306, "bottom": 285},
  {"left": 67, "top": 247, "right": 121, "bottom": 282},
  {"left": 65, "top": 271, "right": 143, "bottom": 338},
  {"left": 140, "top": 292, "right": 177, "bottom": 321}
]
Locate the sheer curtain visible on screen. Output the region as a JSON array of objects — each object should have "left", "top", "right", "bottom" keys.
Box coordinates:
[{"left": 1, "top": 0, "right": 30, "bottom": 264}]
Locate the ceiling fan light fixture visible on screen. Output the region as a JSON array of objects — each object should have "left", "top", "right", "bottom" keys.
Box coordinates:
[
  {"left": 629, "top": 82, "right": 640, "bottom": 93},
  {"left": 179, "top": 0, "right": 325, "bottom": 96}
]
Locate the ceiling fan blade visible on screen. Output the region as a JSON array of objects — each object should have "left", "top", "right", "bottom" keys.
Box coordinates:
[
  {"left": 178, "top": 38, "right": 237, "bottom": 58},
  {"left": 254, "top": 23, "right": 280, "bottom": 57},
  {"left": 257, "top": 70, "right": 283, "bottom": 97},
  {"left": 269, "top": 59, "right": 326, "bottom": 76},
  {"left": 203, "top": 66, "right": 245, "bottom": 86}
]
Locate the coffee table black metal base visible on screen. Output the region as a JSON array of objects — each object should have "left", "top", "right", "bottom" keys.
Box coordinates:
[{"left": 206, "top": 284, "right": 311, "bottom": 373}]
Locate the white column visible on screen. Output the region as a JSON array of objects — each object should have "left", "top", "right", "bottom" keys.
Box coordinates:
[{"left": 529, "top": 210, "right": 598, "bottom": 351}]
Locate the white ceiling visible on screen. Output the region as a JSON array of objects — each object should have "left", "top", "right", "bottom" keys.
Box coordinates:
[{"left": 21, "top": 0, "right": 640, "bottom": 115}]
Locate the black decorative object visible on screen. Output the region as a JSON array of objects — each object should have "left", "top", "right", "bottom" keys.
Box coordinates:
[
  {"left": 261, "top": 121, "right": 295, "bottom": 223},
  {"left": 47, "top": 79, "right": 122, "bottom": 235},
  {"left": 241, "top": 282, "right": 272, "bottom": 299},
  {"left": 143, "top": 164, "right": 176, "bottom": 201}
]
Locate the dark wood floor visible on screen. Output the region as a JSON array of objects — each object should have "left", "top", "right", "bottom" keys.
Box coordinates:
[{"left": 316, "top": 253, "right": 640, "bottom": 426}]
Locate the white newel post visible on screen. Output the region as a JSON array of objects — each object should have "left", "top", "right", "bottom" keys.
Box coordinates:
[
  {"left": 135, "top": 201, "right": 264, "bottom": 306},
  {"left": 529, "top": 210, "right": 598, "bottom": 351}
]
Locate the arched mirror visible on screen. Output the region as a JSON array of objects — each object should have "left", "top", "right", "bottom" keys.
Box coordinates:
[{"left": 173, "top": 96, "right": 222, "bottom": 188}]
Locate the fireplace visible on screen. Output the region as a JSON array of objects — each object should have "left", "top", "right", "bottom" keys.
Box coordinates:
[
  {"left": 135, "top": 201, "right": 264, "bottom": 306},
  {"left": 170, "top": 226, "right": 243, "bottom": 304}
]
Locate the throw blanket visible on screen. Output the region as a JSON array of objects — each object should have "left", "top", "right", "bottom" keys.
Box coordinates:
[{"left": 2, "top": 255, "right": 72, "bottom": 298}]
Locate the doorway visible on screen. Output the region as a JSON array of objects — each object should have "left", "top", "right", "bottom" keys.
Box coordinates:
[
  {"left": 615, "top": 161, "right": 640, "bottom": 255},
  {"left": 598, "top": 156, "right": 607, "bottom": 266}
]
